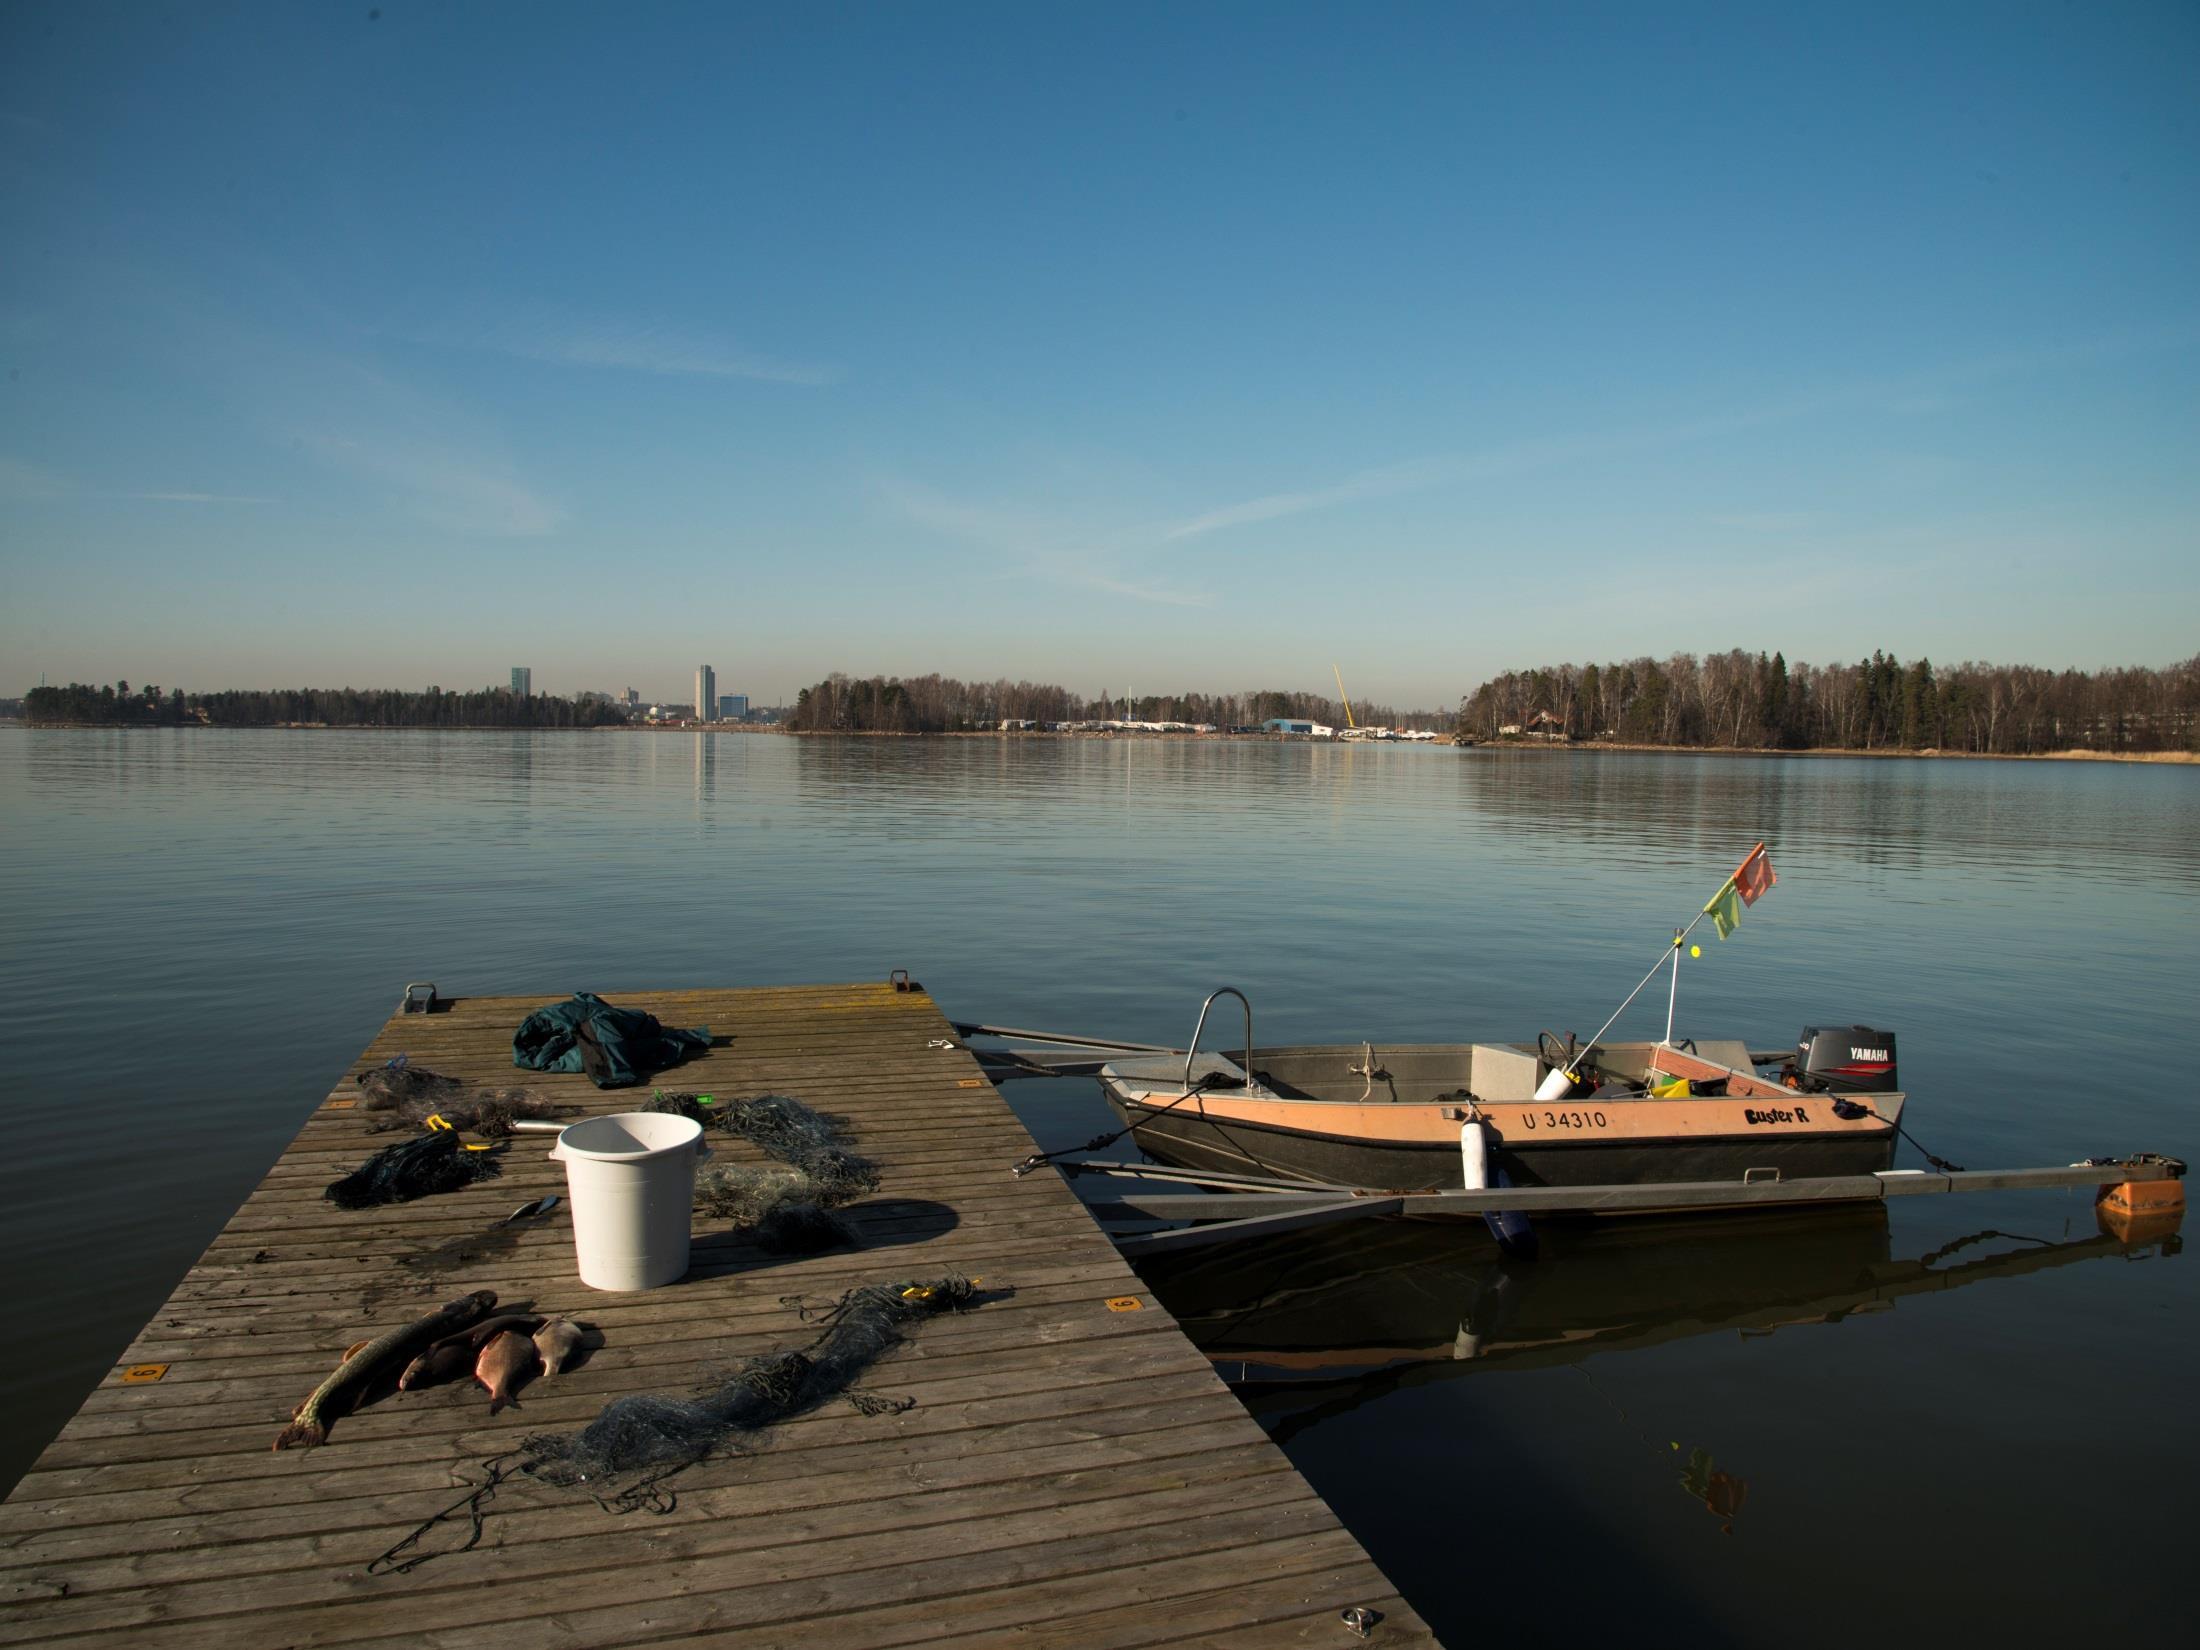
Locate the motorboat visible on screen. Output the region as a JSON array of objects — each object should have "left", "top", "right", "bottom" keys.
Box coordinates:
[
  {"left": 970, "top": 846, "right": 2178, "bottom": 1236},
  {"left": 1095, "top": 1009, "right": 1905, "bottom": 1197},
  {"left": 1088, "top": 843, "right": 1906, "bottom": 1206}
]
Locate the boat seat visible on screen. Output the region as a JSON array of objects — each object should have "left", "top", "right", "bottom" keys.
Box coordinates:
[
  {"left": 1666, "top": 1038, "right": 1754, "bottom": 1073},
  {"left": 1101, "top": 1052, "right": 1267, "bottom": 1096},
  {"left": 1469, "top": 1043, "right": 1543, "bottom": 1102}
]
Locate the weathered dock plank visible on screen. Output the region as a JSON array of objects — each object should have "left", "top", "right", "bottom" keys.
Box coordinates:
[{"left": 0, "top": 984, "right": 1434, "bottom": 1647}]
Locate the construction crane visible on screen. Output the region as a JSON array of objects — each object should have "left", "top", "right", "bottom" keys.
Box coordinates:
[{"left": 1332, "top": 664, "right": 1358, "bottom": 730}]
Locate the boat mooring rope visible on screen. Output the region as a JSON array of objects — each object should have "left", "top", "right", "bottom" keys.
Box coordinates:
[
  {"left": 1013, "top": 1074, "right": 1218, "bottom": 1177},
  {"left": 1830, "top": 1097, "right": 1966, "bottom": 1174}
]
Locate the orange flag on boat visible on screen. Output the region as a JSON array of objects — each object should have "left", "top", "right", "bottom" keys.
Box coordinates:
[
  {"left": 1704, "top": 843, "right": 1776, "bottom": 940},
  {"left": 1733, "top": 843, "right": 1776, "bottom": 906}
]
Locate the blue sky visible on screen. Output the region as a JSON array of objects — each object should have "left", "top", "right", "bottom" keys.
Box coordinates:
[{"left": 2, "top": 2, "right": 2194, "bottom": 708}]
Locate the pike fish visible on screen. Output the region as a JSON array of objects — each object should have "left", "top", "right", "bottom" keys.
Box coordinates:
[
  {"left": 476, "top": 1330, "right": 537, "bottom": 1416},
  {"left": 274, "top": 1289, "right": 496, "bottom": 1450}
]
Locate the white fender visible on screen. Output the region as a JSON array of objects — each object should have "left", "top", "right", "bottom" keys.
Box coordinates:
[
  {"left": 1534, "top": 1066, "right": 1577, "bottom": 1102},
  {"left": 1460, "top": 1119, "right": 1489, "bottom": 1190}
]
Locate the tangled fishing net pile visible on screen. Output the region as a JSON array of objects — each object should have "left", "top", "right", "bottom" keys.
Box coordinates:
[
  {"left": 522, "top": 1275, "right": 982, "bottom": 1494},
  {"left": 354, "top": 1058, "right": 563, "bottom": 1138},
  {"left": 648, "top": 1091, "right": 882, "bottom": 1252},
  {"left": 325, "top": 1131, "right": 502, "bottom": 1209}
]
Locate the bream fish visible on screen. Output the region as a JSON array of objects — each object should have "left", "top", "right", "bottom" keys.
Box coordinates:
[
  {"left": 399, "top": 1313, "right": 544, "bottom": 1390},
  {"left": 475, "top": 1330, "right": 537, "bottom": 1416},
  {"left": 532, "top": 1318, "right": 586, "bottom": 1377}
]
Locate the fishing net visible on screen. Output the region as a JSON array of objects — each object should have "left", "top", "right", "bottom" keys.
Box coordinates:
[
  {"left": 661, "top": 1090, "right": 877, "bottom": 1255},
  {"left": 521, "top": 1275, "right": 985, "bottom": 1493},
  {"left": 647, "top": 1091, "right": 881, "bottom": 1203},
  {"left": 367, "top": 1274, "right": 999, "bottom": 1574},
  {"left": 366, "top": 1088, "right": 564, "bottom": 1139},
  {"left": 356, "top": 1055, "right": 562, "bottom": 1138},
  {"left": 354, "top": 1058, "right": 467, "bottom": 1109},
  {"left": 325, "top": 1131, "right": 503, "bottom": 1210},
  {"left": 693, "top": 1161, "right": 810, "bottom": 1223},
  {"left": 693, "top": 1164, "right": 854, "bottom": 1253}
]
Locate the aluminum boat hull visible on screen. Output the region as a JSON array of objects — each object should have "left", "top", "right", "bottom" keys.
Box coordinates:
[{"left": 1097, "top": 1039, "right": 1903, "bottom": 1200}]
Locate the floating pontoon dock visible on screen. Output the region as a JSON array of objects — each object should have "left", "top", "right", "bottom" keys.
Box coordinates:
[
  {"left": 0, "top": 985, "right": 1436, "bottom": 1648},
  {"left": 1074, "top": 1158, "right": 2186, "bottom": 1254}
]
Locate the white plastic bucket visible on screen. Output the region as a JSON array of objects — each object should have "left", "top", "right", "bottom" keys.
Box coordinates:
[{"left": 549, "top": 1113, "right": 711, "bottom": 1291}]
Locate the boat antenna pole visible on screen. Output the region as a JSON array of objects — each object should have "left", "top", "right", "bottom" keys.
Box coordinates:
[
  {"left": 1662, "top": 929, "right": 1683, "bottom": 1047},
  {"left": 1567, "top": 843, "right": 1766, "bottom": 1071}
]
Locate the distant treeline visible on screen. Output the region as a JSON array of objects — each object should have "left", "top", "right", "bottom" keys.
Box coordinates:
[
  {"left": 1458, "top": 652, "right": 2200, "bottom": 754},
  {"left": 23, "top": 681, "right": 626, "bottom": 728},
  {"left": 787, "top": 673, "right": 1437, "bottom": 734}
]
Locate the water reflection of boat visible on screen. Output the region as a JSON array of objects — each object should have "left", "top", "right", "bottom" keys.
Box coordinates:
[{"left": 1137, "top": 1205, "right": 2181, "bottom": 1388}]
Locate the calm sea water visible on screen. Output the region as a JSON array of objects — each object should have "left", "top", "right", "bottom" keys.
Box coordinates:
[{"left": 3, "top": 728, "right": 2195, "bottom": 1642}]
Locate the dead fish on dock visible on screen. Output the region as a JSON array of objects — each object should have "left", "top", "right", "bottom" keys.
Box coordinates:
[
  {"left": 475, "top": 1331, "right": 537, "bottom": 1416},
  {"left": 451, "top": 1312, "right": 546, "bottom": 1348},
  {"left": 273, "top": 1289, "right": 496, "bottom": 1450},
  {"left": 397, "top": 1339, "right": 475, "bottom": 1391},
  {"left": 532, "top": 1318, "right": 587, "bottom": 1377},
  {"left": 398, "top": 1314, "right": 545, "bottom": 1390}
]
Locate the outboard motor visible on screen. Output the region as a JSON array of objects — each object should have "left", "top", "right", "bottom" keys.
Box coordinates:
[{"left": 1795, "top": 1026, "right": 1898, "bottom": 1093}]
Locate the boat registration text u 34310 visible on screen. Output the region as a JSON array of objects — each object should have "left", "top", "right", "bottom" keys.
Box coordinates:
[{"left": 1520, "top": 1108, "right": 1608, "bottom": 1131}]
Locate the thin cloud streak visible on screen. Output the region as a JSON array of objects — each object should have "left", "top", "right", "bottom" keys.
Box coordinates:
[
  {"left": 421, "top": 307, "right": 841, "bottom": 387},
  {"left": 1707, "top": 512, "right": 1813, "bottom": 533},
  {"left": 125, "top": 491, "right": 277, "bottom": 504},
  {"left": 879, "top": 481, "right": 1212, "bottom": 608},
  {"left": 301, "top": 434, "right": 562, "bottom": 537},
  {"left": 884, "top": 325, "right": 2200, "bottom": 617},
  {"left": 0, "top": 458, "right": 276, "bottom": 506},
  {"left": 1153, "top": 409, "right": 1811, "bottom": 546},
  {"left": 37, "top": 258, "right": 570, "bottom": 539},
  {"left": 1150, "top": 328, "right": 2200, "bottom": 546},
  {"left": 1157, "top": 456, "right": 1458, "bottom": 542},
  {"left": 0, "top": 456, "right": 69, "bottom": 498}
]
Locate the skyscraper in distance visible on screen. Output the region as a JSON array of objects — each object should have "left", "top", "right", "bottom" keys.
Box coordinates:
[
  {"left": 511, "top": 667, "right": 531, "bottom": 698},
  {"left": 696, "top": 665, "right": 715, "bottom": 721}
]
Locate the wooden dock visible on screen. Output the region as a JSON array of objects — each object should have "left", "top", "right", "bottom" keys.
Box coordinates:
[{"left": 0, "top": 984, "right": 1435, "bottom": 1648}]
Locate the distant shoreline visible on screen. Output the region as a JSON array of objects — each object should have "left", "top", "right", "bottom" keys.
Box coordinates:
[
  {"left": 1481, "top": 740, "right": 2195, "bottom": 765},
  {"left": 6, "top": 720, "right": 2190, "bottom": 763}
]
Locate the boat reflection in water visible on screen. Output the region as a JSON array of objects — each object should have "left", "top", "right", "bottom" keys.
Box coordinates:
[{"left": 1135, "top": 1203, "right": 2182, "bottom": 1427}]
